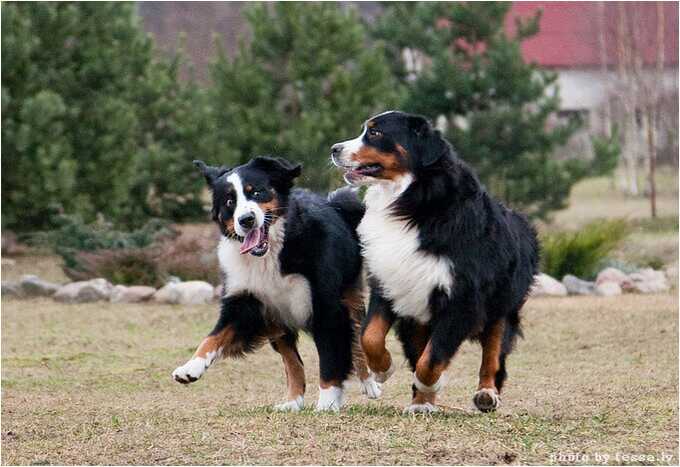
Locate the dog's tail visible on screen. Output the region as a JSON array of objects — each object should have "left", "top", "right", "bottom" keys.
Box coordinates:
[{"left": 328, "top": 187, "right": 365, "bottom": 231}]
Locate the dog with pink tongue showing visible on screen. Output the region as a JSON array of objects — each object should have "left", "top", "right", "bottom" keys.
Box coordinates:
[{"left": 172, "top": 156, "right": 382, "bottom": 412}]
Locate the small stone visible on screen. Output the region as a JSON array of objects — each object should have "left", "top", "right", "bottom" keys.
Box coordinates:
[
  {"left": 628, "top": 268, "right": 669, "bottom": 294},
  {"left": 562, "top": 275, "right": 595, "bottom": 295},
  {"left": 109, "top": 285, "right": 157, "bottom": 303},
  {"left": 595, "top": 281, "right": 622, "bottom": 297},
  {"left": 54, "top": 278, "right": 114, "bottom": 303},
  {"left": 213, "top": 284, "right": 224, "bottom": 301},
  {"left": 153, "top": 281, "right": 214, "bottom": 305},
  {"left": 19, "top": 275, "right": 60, "bottom": 297},
  {"left": 531, "top": 273, "right": 568, "bottom": 297},
  {"left": 596, "top": 267, "right": 632, "bottom": 288},
  {"left": 1, "top": 282, "right": 22, "bottom": 298}
]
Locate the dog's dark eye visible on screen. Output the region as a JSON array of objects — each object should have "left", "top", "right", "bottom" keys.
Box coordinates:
[
  {"left": 252, "top": 190, "right": 262, "bottom": 198},
  {"left": 368, "top": 128, "right": 382, "bottom": 138},
  {"left": 226, "top": 199, "right": 234, "bottom": 208}
]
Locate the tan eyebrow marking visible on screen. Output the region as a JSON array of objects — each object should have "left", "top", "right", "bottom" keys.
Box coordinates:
[
  {"left": 244, "top": 185, "right": 253, "bottom": 193},
  {"left": 367, "top": 120, "right": 376, "bottom": 128}
]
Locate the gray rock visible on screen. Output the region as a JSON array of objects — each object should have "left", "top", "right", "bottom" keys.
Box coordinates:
[
  {"left": 596, "top": 267, "right": 632, "bottom": 289},
  {"left": 595, "top": 281, "right": 622, "bottom": 297},
  {"left": 166, "top": 276, "right": 182, "bottom": 284},
  {"left": 153, "top": 281, "right": 214, "bottom": 305},
  {"left": 531, "top": 273, "right": 568, "bottom": 297},
  {"left": 2, "top": 281, "right": 22, "bottom": 298},
  {"left": 213, "top": 284, "right": 224, "bottom": 301},
  {"left": 2, "top": 258, "right": 16, "bottom": 266},
  {"left": 628, "top": 268, "right": 670, "bottom": 294},
  {"left": 19, "top": 275, "right": 60, "bottom": 297},
  {"left": 54, "top": 278, "right": 114, "bottom": 303},
  {"left": 110, "top": 285, "right": 157, "bottom": 303},
  {"left": 562, "top": 274, "right": 595, "bottom": 295}
]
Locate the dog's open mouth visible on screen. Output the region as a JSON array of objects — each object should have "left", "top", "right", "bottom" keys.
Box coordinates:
[
  {"left": 239, "top": 225, "right": 270, "bottom": 256},
  {"left": 344, "top": 163, "right": 383, "bottom": 183}
]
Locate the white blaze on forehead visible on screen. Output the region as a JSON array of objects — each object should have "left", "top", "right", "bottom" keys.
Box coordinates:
[{"left": 226, "top": 171, "right": 265, "bottom": 236}]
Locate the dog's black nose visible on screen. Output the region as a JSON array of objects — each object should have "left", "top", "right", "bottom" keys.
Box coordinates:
[
  {"left": 238, "top": 212, "right": 256, "bottom": 229},
  {"left": 330, "top": 144, "right": 343, "bottom": 158}
]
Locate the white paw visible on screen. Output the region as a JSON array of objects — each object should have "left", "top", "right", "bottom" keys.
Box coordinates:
[
  {"left": 473, "top": 388, "right": 500, "bottom": 413},
  {"left": 359, "top": 375, "right": 383, "bottom": 399},
  {"left": 371, "top": 360, "right": 396, "bottom": 384},
  {"left": 315, "top": 386, "right": 344, "bottom": 412},
  {"left": 273, "top": 396, "right": 304, "bottom": 412},
  {"left": 172, "top": 357, "right": 207, "bottom": 384},
  {"left": 403, "top": 402, "right": 439, "bottom": 414}
]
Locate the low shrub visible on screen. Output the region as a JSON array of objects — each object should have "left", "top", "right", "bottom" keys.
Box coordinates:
[
  {"left": 64, "top": 248, "right": 166, "bottom": 287},
  {"left": 48, "top": 217, "right": 222, "bottom": 286},
  {"left": 541, "top": 219, "right": 629, "bottom": 280},
  {"left": 158, "top": 237, "right": 221, "bottom": 285}
]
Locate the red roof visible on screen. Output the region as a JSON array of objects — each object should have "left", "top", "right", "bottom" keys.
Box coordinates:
[{"left": 507, "top": 1, "right": 678, "bottom": 68}]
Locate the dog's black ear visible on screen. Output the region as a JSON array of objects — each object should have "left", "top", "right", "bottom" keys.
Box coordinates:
[
  {"left": 193, "top": 160, "right": 229, "bottom": 187},
  {"left": 409, "top": 115, "right": 448, "bottom": 167},
  {"left": 252, "top": 156, "right": 302, "bottom": 183}
]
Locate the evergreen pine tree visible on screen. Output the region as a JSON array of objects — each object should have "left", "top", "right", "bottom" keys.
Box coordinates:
[
  {"left": 372, "top": 2, "right": 587, "bottom": 219},
  {"left": 2, "top": 3, "right": 213, "bottom": 230},
  {"left": 210, "top": 3, "right": 401, "bottom": 192}
]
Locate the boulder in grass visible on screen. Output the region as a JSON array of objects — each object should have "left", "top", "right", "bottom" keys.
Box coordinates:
[
  {"left": 562, "top": 275, "right": 595, "bottom": 295},
  {"left": 1, "top": 282, "right": 22, "bottom": 298},
  {"left": 595, "top": 281, "right": 622, "bottom": 297},
  {"left": 596, "top": 267, "right": 632, "bottom": 288},
  {"left": 213, "top": 284, "right": 224, "bottom": 301},
  {"left": 627, "top": 268, "right": 669, "bottom": 294},
  {"left": 19, "top": 275, "right": 60, "bottom": 297},
  {"left": 54, "top": 278, "right": 114, "bottom": 303},
  {"left": 153, "top": 281, "right": 214, "bottom": 305},
  {"left": 110, "top": 285, "right": 157, "bottom": 303},
  {"left": 531, "top": 273, "right": 567, "bottom": 297}
]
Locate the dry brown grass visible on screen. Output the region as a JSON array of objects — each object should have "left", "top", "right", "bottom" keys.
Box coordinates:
[{"left": 2, "top": 292, "right": 678, "bottom": 465}]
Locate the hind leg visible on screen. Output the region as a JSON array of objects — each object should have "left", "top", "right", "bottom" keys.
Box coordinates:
[
  {"left": 311, "top": 295, "right": 355, "bottom": 412},
  {"left": 473, "top": 319, "right": 505, "bottom": 412},
  {"left": 271, "top": 332, "right": 306, "bottom": 412}
]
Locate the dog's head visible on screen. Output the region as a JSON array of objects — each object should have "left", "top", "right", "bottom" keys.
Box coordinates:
[
  {"left": 330, "top": 111, "right": 450, "bottom": 186},
  {"left": 194, "top": 156, "right": 301, "bottom": 257}
]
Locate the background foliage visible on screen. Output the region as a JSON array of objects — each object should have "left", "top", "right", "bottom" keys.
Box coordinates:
[
  {"left": 3, "top": 1, "right": 620, "bottom": 231},
  {"left": 209, "top": 2, "right": 400, "bottom": 191},
  {"left": 1, "top": 2, "right": 214, "bottom": 231},
  {"left": 371, "top": 2, "right": 616, "bottom": 219}
]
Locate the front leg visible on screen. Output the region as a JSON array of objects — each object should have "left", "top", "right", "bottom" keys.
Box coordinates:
[
  {"left": 172, "top": 293, "right": 267, "bottom": 384},
  {"left": 405, "top": 286, "right": 479, "bottom": 414},
  {"left": 360, "top": 286, "right": 396, "bottom": 383}
]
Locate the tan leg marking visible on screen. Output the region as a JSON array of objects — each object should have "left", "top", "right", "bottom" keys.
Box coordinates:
[
  {"left": 361, "top": 313, "right": 393, "bottom": 374},
  {"left": 271, "top": 336, "right": 306, "bottom": 401},
  {"left": 194, "top": 327, "right": 235, "bottom": 359},
  {"left": 478, "top": 320, "right": 505, "bottom": 391},
  {"left": 414, "top": 341, "right": 450, "bottom": 388}
]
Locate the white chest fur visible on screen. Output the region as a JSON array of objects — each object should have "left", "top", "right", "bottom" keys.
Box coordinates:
[
  {"left": 217, "top": 221, "right": 313, "bottom": 328},
  {"left": 358, "top": 176, "right": 454, "bottom": 324}
]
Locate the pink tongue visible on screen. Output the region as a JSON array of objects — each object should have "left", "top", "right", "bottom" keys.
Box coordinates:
[{"left": 240, "top": 228, "right": 262, "bottom": 254}]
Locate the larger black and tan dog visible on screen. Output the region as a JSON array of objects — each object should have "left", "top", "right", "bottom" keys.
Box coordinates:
[
  {"left": 331, "top": 111, "right": 539, "bottom": 413},
  {"left": 172, "top": 156, "right": 380, "bottom": 411}
]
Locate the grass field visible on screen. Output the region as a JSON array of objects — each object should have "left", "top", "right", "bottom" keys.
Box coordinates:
[{"left": 2, "top": 292, "right": 678, "bottom": 465}]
